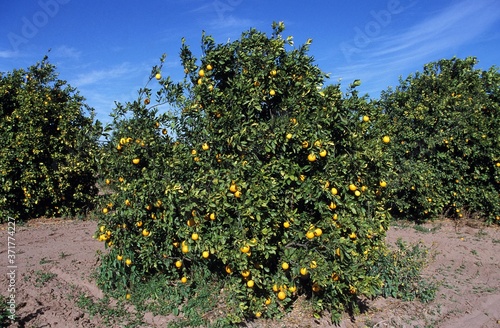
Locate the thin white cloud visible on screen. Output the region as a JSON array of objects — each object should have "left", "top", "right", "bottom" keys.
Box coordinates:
[
  {"left": 333, "top": 0, "right": 500, "bottom": 96},
  {"left": 72, "top": 63, "right": 139, "bottom": 87},
  {"left": 51, "top": 45, "right": 81, "bottom": 60},
  {"left": 0, "top": 50, "right": 20, "bottom": 59}
]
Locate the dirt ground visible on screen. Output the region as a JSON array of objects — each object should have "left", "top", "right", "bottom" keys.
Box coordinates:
[{"left": 1, "top": 218, "right": 499, "bottom": 328}]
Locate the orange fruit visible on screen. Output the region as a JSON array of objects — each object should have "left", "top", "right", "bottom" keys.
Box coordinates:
[
  {"left": 283, "top": 221, "right": 290, "bottom": 228},
  {"left": 380, "top": 181, "right": 387, "bottom": 188},
  {"left": 277, "top": 291, "right": 286, "bottom": 300},
  {"left": 319, "top": 149, "right": 327, "bottom": 157},
  {"left": 191, "top": 233, "right": 199, "bottom": 241},
  {"left": 241, "top": 269, "right": 251, "bottom": 278},
  {"left": 307, "top": 153, "right": 317, "bottom": 162},
  {"left": 206, "top": 64, "right": 213, "bottom": 71},
  {"left": 306, "top": 231, "right": 315, "bottom": 239},
  {"left": 247, "top": 280, "right": 255, "bottom": 288},
  {"left": 331, "top": 187, "right": 338, "bottom": 195},
  {"left": 310, "top": 260, "right": 318, "bottom": 269},
  {"left": 202, "top": 251, "right": 209, "bottom": 259},
  {"left": 269, "top": 89, "right": 276, "bottom": 96},
  {"left": 382, "top": 136, "right": 390, "bottom": 144},
  {"left": 314, "top": 228, "right": 322, "bottom": 237},
  {"left": 362, "top": 115, "right": 370, "bottom": 122},
  {"left": 175, "top": 260, "right": 183, "bottom": 268},
  {"left": 281, "top": 262, "right": 289, "bottom": 270},
  {"left": 155, "top": 73, "right": 161, "bottom": 80},
  {"left": 181, "top": 277, "right": 188, "bottom": 284},
  {"left": 240, "top": 245, "right": 250, "bottom": 253},
  {"left": 300, "top": 267, "right": 308, "bottom": 276},
  {"left": 198, "top": 69, "right": 205, "bottom": 77},
  {"left": 125, "top": 259, "right": 132, "bottom": 266},
  {"left": 349, "top": 184, "right": 357, "bottom": 191},
  {"left": 142, "top": 229, "right": 150, "bottom": 237},
  {"left": 116, "top": 255, "right": 123, "bottom": 261},
  {"left": 102, "top": 208, "right": 108, "bottom": 214}
]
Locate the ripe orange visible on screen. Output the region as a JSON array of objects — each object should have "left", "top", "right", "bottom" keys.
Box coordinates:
[
  {"left": 181, "top": 277, "right": 188, "bottom": 284},
  {"left": 202, "top": 143, "right": 209, "bottom": 150},
  {"left": 175, "top": 260, "right": 183, "bottom": 268},
  {"left": 283, "top": 221, "right": 290, "bottom": 228},
  {"left": 288, "top": 286, "right": 297, "bottom": 293},
  {"left": 229, "top": 183, "right": 238, "bottom": 193},
  {"left": 240, "top": 245, "right": 250, "bottom": 253},
  {"left": 206, "top": 64, "right": 213, "bottom": 71},
  {"left": 302, "top": 141, "right": 309, "bottom": 148},
  {"left": 349, "top": 184, "right": 357, "bottom": 191},
  {"left": 270, "top": 69, "right": 277, "bottom": 76},
  {"left": 247, "top": 280, "right": 255, "bottom": 288},
  {"left": 191, "top": 233, "right": 199, "bottom": 241},
  {"left": 300, "top": 267, "right": 308, "bottom": 276},
  {"left": 308, "top": 153, "right": 317, "bottom": 162},
  {"left": 125, "top": 293, "right": 131, "bottom": 300},
  {"left": 125, "top": 199, "right": 131, "bottom": 206},
  {"left": 265, "top": 298, "right": 272, "bottom": 305},
  {"left": 269, "top": 89, "right": 276, "bottom": 96},
  {"left": 155, "top": 73, "right": 161, "bottom": 80},
  {"left": 225, "top": 265, "right": 233, "bottom": 274},
  {"left": 209, "top": 213, "right": 216, "bottom": 220},
  {"left": 255, "top": 311, "right": 262, "bottom": 318},
  {"left": 277, "top": 291, "right": 286, "bottom": 300},
  {"left": 380, "top": 181, "right": 387, "bottom": 188},
  {"left": 199, "top": 69, "right": 205, "bottom": 77},
  {"left": 286, "top": 133, "right": 293, "bottom": 140},
  {"left": 310, "top": 260, "right": 318, "bottom": 269},
  {"left": 241, "top": 269, "right": 251, "bottom": 278},
  {"left": 314, "top": 228, "right": 322, "bottom": 237},
  {"left": 182, "top": 245, "right": 189, "bottom": 253},
  {"left": 136, "top": 221, "right": 143, "bottom": 227},
  {"left": 202, "top": 251, "right": 209, "bottom": 259},
  {"left": 354, "top": 190, "right": 361, "bottom": 197},
  {"left": 234, "top": 190, "right": 242, "bottom": 198},
  {"left": 142, "top": 229, "right": 150, "bottom": 237},
  {"left": 125, "top": 259, "right": 132, "bottom": 266},
  {"left": 382, "top": 136, "right": 390, "bottom": 144},
  {"left": 319, "top": 149, "right": 327, "bottom": 157},
  {"left": 281, "top": 262, "right": 289, "bottom": 270},
  {"left": 331, "top": 187, "right": 338, "bottom": 195},
  {"left": 306, "top": 231, "right": 315, "bottom": 239},
  {"left": 117, "top": 255, "right": 123, "bottom": 261},
  {"left": 102, "top": 208, "right": 108, "bottom": 214},
  {"left": 362, "top": 115, "right": 370, "bottom": 122}
]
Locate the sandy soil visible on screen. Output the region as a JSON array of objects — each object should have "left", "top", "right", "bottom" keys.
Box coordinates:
[{"left": 1, "top": 218, "right": 499, "bottom": 328}]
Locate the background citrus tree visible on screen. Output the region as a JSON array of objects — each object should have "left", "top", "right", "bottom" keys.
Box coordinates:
[
  {"left": 96, "top": 23, "right": 394, "bottom": 323},
  {"left": 375, "top": 57, "right": 500, "bottom": 223},
  {"left": 0, "top": 56, "right": 101, "bottom": 221}
]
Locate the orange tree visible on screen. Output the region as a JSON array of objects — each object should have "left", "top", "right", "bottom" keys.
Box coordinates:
[
  {"left": 375, "top": 57, "right": 500, "bottom": 223},
  {"left": 95, "top": 23, "right": 393, "bottom": 323},
  {"left": 0, "top": 56, "right": 101, "bottom": 221}
]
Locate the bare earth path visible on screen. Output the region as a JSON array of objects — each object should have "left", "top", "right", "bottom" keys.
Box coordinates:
[{"left": 1, "top": 218, "right": 499, "bottom": 327}]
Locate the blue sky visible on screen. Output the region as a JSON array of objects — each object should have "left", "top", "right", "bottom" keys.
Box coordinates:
[{"left": 1, "top": 0, "right": 499, "bottom": 124}]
